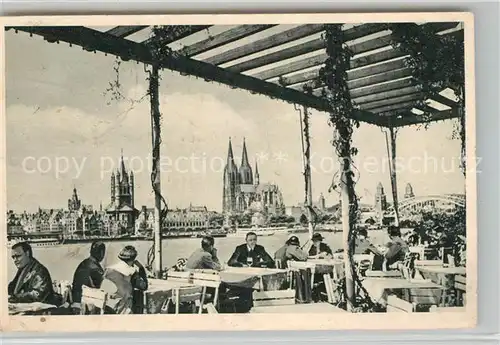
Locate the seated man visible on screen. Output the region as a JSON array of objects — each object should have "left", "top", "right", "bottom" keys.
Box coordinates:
[
  {"left": 186, "top": 236, "right": 222, "bottom": 271},
  {"left": 384, "top": 226, "right": 409, "bottom": 270},
  {"left": 8, "top": 241, "right": 56, "bottom": 304},
  {"left": 227, "top": 232, "right": 275, "bottom": 268},
  {"left": 274, "top": 236, "right": 308, "bottom": 269},
  {"left": 71, "top": 241, "right": 106, "bottom": 305},
  {"left": 308, "top": 233, "right": 333, "bottom": 259}
]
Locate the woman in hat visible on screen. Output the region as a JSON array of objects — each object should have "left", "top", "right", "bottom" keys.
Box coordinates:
[
  {"left": 101, "top": 246, "right": 148, "bottom": 314},
  {"left": 308, "top": 233, "right": 333, "bottom": 259}
]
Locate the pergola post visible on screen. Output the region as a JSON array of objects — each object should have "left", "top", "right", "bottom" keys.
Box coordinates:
[
  {"left": 300, "top": 106, "right": 314, "bottom": 239},
  {"left": 385, "top": 126, "right": 400, "bottom": 226},
  {"left": 150, "top": 64, "right": 163, "bottom": 278}
]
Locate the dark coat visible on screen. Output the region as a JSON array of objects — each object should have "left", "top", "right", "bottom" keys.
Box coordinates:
[
  {"left": 131, "top": 261, "right": 148, "bottom": 314},
  {"left": 71, "top": 256, "right": 105, "bottom": 303},
  {"left": 308, "top": 242, "right": 333, "bottom": 256},
  {"left": 8, "top": 258, "right": 55, "bottom": 304},
  {"left": 228, "top": 244, "right": 275, "bottom": 268}
]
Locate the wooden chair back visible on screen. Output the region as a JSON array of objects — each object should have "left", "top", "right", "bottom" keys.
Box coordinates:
[
  {"left": 386, "top": 295, "right": 415, "bottom": 313},
  {"left": 80, "top": 285, "right": 107, "bottom": 315},
  {"left": 454, "top": 274, "right": 466, "bottom": 306},
  {"left": 163, "top": 286, "right": 204, "bottom": 314},
  {"left": 415, "top": 260, "right": 442, "bottom": 267},
  {"left": 205, "top": 303, "right": 218, "bottom": 314},
  {"left": 253, "top": 289, "right": 296, "bottom": 307},
  {"left": 190, "top": 272, "right": 221, "bottom": 313},
  {"left": 54, "top": 280, "right": 73, "bottom": 306}
]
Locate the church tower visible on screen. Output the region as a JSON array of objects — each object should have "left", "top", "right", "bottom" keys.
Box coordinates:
[
  {"left": 404, "top": 183, "right": 415, "bottom": 199},
  {"left": 222, "top": 138, "right": 239, "bottom": 213},
  {"left": 254, "top": 160, "right": 260, "bottom": 185},
  {"left": 374, "top": 182, "right": 387, "bottom": 212},
  {"left": 239, "top": 138, "right": 253, "bottom": 185}
]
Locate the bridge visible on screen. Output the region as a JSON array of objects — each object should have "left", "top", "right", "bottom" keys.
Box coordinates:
[{"left": 398, "top": 194, "right": 465, "bottom": 216}]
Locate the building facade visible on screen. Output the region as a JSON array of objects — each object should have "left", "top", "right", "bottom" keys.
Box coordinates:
[{"left": 374, "top": 182, "right": 388, "bottom": 213}]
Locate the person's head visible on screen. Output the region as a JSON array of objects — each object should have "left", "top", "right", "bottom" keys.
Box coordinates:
[
  {"left": 387, "top": 225, "right": 401, "bottom": 238},
  {"left": 11, "top": 241, "right": 33, "bottom": 269},
  {"left": 90, "top": 241, "right": 106, "bottom": 262},
  {"left": 312, "top": 233, "right": 323, "bottom": 246},
  {"left": 201, "top": 236, "right": 215, "bottom": 252},
  {"left": 246, "top": 232, "right": 258, "bottom": 248},
  {"left": 286, "top": 236, "right": 300, "bottom": 247},
  {"left": 357, "top": 228, "right": 368, "bottom": 240},
  {"left": 118, "top": 245, "right": 138, "bottom": 266}
]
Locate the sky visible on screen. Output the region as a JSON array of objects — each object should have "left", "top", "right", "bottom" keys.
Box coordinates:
[{"left": 4, "top": 26, "right": 466, "bottom": 213}]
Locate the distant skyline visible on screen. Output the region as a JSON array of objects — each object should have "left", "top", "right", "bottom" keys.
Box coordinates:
[{"left": 5, "top": 27, "right": 466, "bottom": 213}]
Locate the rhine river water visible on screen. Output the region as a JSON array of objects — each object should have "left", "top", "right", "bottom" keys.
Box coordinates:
[{"left": 6, "top": 231, "right": 390, "bottom": 282}]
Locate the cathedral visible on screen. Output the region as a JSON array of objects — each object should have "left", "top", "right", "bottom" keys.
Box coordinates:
[
  {"left": 222, "top": 138, "right": 285, "bottom": 222},
  {"left": 105, "top": 151, "right": 138, "bottom": 232}
]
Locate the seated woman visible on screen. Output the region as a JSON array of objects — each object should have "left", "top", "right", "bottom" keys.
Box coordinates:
[{"left": 101, "top": 246, "right": 148, "bottom": 314}]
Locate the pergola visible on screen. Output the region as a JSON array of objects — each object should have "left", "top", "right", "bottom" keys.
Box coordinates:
[{"left": 7, "top": 22, "right": 464, "bottom": 309}]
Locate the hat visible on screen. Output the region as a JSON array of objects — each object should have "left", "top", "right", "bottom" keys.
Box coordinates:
[
  {"left": 312, "top": 233, "right": 324, "bottom": 241},
  {"left": 118, "top": 245, "right": 138, "bottom": 261},
  {"left": 286, "top": 236, "right": 300, "bottom": 246}
]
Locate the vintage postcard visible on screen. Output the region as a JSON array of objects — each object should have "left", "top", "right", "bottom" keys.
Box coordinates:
[{"left": 0, "top": 12, "right": 476, "bottom": 332}]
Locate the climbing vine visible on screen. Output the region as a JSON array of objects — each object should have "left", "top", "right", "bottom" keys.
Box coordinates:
[
  {"left": 317, "top": 24, "right": 372, "bottom": 311},
  {"left": 387, "top": 23, "right": 466, "bottom": 175}
]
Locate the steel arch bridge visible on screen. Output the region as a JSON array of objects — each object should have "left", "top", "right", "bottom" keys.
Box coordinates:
[{"left": 398, "top": 194, "right": 465, "bottom": 215}]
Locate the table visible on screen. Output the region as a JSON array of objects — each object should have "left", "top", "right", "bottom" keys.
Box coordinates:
[
  {"left": 219, "top": 267, "right": 289, "bottom": 290},
  {"left": 416, "top": 266, "right": 466, "bottom": 306},
  {"left": 362, "top": 278, "right": 443, "bottom": 307},
  {"left": 8, "top": 302, "right": 58, "bottom": 315},
  {"left": 250, "top": 302, "right": 347, "bottom": 314},
  {"left": 365, "top": 271, "right": 403, "bottom": 278},
  {"left": 145, "top": 279, "right": 197, "bottom": 314}
]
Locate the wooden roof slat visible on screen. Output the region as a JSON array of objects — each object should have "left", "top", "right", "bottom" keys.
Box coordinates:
[
  {"left": 253, "top": 47, "right": 404, "bottom": 81},
  {"left": 227, "top": 23, "right": 389, "bottom": 73},
  {"left": 348, "top": 68, "right": 412, "bottom": 90},
  {"left": 390, "top": 108, "right": 459, "bottom": 127},
  {"left": 352, "top": 85, "right": 421, "bottom": 105},
  {"left": 142, "top": 25, "right": 212, "bottom": 45},
  {"left": 428, "top": 93, "right": 458, "bottom": 108},
  {"left": 179, "top": 25, "right": 277, "bottom": 57},
  {"left": 370, "top": 100, "right": 418, "bottom": 114},
  {"left": 204, "top": 24, "right": 326, "bottom": 66},
  {"left": 360, "top": 93, "right": 423, "bottom": 110},
  {"left": 105, "top": 26, "right": 148, "bottom": 38},
  {"left": 279, "top": 57, "right": 408, "bottom": 87},
  {"left": 349, "top": 78, "right": 415, "bottom": 98}
]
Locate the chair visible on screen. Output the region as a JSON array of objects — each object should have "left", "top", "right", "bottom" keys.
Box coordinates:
[
  {"left": 414, "top": 260, "right": 442, "bottom": 267},
  {"left": 252, "top": 289, "right": 296, "bottom": 307},
  {"left": 454, "top": 274, "right": 466, "bottom": 306},
  {"left": 386, "top": 295, "right": 415, "bottom": 313},
  {"left": 54, "top": 280, "right": 72, "bottom": 307},
  {"left": 80, "top": 286, "right": 107, "bottom": 315},
  {"left": 161, "top": 286, "right": 204, "bottom": 314},
  {"left": 205, "top": 303, "right": 218, "bottom": 314}
]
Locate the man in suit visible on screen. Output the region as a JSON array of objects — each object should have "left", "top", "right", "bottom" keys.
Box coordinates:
[
  {"left": 71, "top": 241, "right": 106, "bottom": 305},
  {"left": 8, "top": 241, "right": 56, "bottom": 304},
  {"left": 227, "top": 232, "right": 275, "bottom": 268}
]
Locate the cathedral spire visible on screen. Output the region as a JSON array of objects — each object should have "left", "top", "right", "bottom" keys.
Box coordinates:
[
  {"left": 120, "top": 149, "right": 127, "bottom": 177},
  {"left": 241, "top": 137, "right": 250, "bottom": 167},
  {"left": 226, "top": 137, "right": 235, "bottom": 164},
  {"left": 239, "top": 138, "right": 253, "bottom": 184},
  {"left": 254, "top": 159, "right": 260, "bottom": 185}
]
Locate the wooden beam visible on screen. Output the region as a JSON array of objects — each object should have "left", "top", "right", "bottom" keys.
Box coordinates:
[
  {"left": 204, "top": 24, "right": 326, "bottom": 66},
  {"left": 428, "top": 93, "right": 458, "bottom": 108},
  {"left": 227, "top": 23, "right": 389, "bottom": 73},
  {"left": 178, "top": 25, "right": 276, "bottom": 57},
  {"left": 349, "top": 77, "right": 415, "bottom": 99},
  {"left": 360, "top": 93, "right": 422, "bottom": 110},
  {"left": 252, "top": 46, "right": 404, "bottom": 81},
  {"left": 105, "top": 26, "right": 148, "bottom": 38},
  {"left": 370, "top": 101, "right": 418, "bottom": 114},
  {"left": 279, "top": 57, "right": 408, "bottom": 87},
  {"left": 352, "top": 85, "right": 421, "bottom": 105},
  {"left": 349, "top": 68, "right": 413, "bottom": 90},
  {"left": 142, "top": 25, "right": 211, "bottom": 45},
  {"left": 390, "top": 108, "right": 460, "bottom": 127}
]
